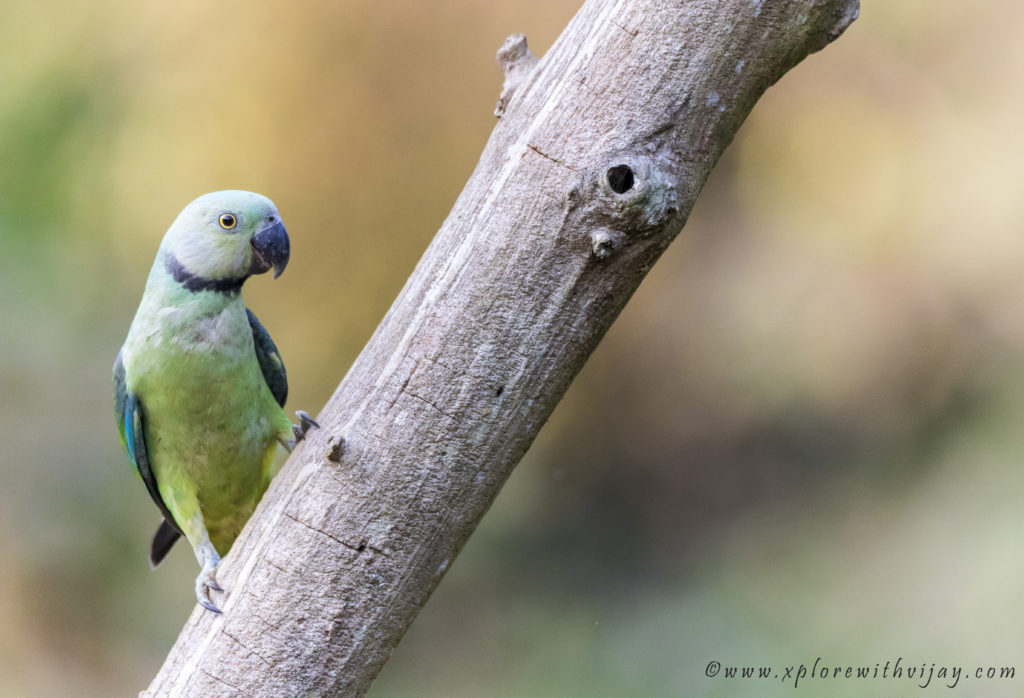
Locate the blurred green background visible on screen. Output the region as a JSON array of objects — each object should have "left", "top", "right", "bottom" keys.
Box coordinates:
[{"left": 2, "top": 1, "right": 1022, "bottom": 696}]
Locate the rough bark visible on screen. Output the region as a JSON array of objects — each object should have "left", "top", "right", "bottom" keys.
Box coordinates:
[{"left": 143, "top": 0, "right": 858, "bottom": 695}]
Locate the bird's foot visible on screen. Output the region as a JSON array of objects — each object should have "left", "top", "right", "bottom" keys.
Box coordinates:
[
  {"left": 293, "top": 410, "right": 320, "bottom": 441},
  {"left": 195, "top": 544, "right": 223, "bottom": 613},
  {"left": 286, "top": 410, "right": 320, "bottom": 452}
]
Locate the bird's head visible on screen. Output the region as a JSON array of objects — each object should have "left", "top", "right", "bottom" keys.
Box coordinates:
[{"left": 160, "top": 190, "right": 290, "bottom": 288}]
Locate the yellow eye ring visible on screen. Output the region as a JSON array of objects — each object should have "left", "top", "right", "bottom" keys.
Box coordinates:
[{"left": 219, "top": 213, "right": 237, "bottom": 229}]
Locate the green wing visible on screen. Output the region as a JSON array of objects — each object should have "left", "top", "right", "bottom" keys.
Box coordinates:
[
  {"left": 246, "top": 308, "right": 287, "bottom": 408},
  {"left": 113, "top": 350, "right": 183, "bottom": 534}
]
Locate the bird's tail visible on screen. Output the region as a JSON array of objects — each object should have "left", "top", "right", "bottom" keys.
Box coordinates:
[{"left": 149, "top": 519, "right": 182, "bottom": 569}]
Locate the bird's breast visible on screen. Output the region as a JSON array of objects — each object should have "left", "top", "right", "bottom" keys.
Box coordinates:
[
  {"left": 157, "top": 304, "right": 250, "bottom": 355},
  {"left": 124, "top": 298, "right": 262, "bottom": 400}
]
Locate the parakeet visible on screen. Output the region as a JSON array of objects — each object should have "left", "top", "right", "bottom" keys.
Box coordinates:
[{"left": 113, "top": 190, "right": 318, "bottom": 613}]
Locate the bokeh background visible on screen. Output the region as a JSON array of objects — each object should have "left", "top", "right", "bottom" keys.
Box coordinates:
[{"left": 2, "top": 1, "right": 1022, "bottom": 696}]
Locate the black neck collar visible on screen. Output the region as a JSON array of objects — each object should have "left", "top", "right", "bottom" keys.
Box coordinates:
[{"left": 164, "top": 253, "right": 245, "bottom": 296}]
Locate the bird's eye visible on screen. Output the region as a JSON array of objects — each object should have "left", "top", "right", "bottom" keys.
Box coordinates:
[{"left": 219, "top": 213, "right": 238, "bottom": 230}]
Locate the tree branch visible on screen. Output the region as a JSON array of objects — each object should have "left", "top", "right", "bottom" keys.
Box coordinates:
[{"left": 143, "top": 0, "right": 858, "bottom": 695}]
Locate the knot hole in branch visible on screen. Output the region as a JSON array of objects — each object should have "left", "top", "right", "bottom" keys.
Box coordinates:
[
  {"left": 606, "top": 165, "right": 635, "bottom": 194},
  {"left": 580, "top": 152, "right": 681, "bottom": 260}
]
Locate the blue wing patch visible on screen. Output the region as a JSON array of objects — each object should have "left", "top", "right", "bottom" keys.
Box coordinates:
[{"left": 113, "top": 350, "right": 183, "bottom": 535}]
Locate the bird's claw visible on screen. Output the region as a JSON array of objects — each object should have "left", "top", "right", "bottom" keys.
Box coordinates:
[
  {"left": 292, "top": 410, "right": 319, "bottom": 442},
  {"left": 195, "top": 544, "right": 223, "bottom": 613},
  {"left": 199, "top": 597, "right": 223, "bottom": 614},
  {"left": 287, "top": 410, "right": 320, "bottom": 451}
]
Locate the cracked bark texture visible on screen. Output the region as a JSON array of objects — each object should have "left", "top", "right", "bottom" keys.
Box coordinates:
[{"left": 143, "top": 0, "right": 857, "bottom": 695}]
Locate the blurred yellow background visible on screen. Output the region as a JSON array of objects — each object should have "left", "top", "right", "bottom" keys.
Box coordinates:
[{"left": 2, "top": 1, "right": 1022, "bottom": 696}]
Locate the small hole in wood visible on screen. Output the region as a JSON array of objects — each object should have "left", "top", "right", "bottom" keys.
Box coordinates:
[{"left": 607, "top": 165, "right": 634, "bottom": 194}]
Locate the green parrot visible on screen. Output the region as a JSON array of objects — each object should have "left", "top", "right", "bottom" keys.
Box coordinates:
[{"left": 113, "top": 190, "right": 318, "bottom": 613}]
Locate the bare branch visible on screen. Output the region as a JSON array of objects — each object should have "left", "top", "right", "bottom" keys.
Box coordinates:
[{"left": 143, "top": 0, "right": 858, "bottom": 695}]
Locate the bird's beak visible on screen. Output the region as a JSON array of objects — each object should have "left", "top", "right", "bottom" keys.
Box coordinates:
[{"left": 250, "top": 220, "right": 290, "bottom": 279}]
